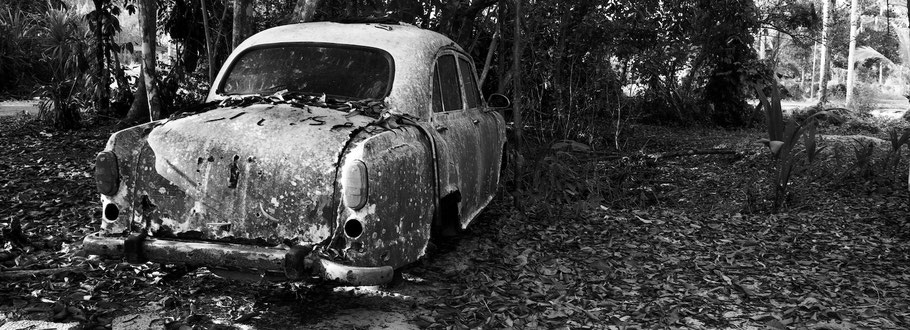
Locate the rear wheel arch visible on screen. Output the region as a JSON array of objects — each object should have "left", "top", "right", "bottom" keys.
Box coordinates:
[{"left": 433, "top": 190, "right": 462, "bottom": 238}]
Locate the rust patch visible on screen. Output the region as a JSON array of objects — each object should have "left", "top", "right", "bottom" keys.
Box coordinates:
[
  {"left": 228, "top": 155, "right": 240, "bottom": 188},
  {"left": 332, "top": 126, "right": 436, "bottom": 268},
  {"left": 123, "top": 104, "right": 373, "bottom": 245}
]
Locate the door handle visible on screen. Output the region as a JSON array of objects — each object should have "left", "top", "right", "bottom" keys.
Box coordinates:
[
  {"left": 472, "top": 119, "right": 480, "bottom": 125},
  {"left": 435, "top": 125, "right": 447, "bottom": 132}
]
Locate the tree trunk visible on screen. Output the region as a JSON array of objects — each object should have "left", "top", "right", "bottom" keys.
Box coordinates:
[
  {"left": 125, "top": 71, "right": 148, "bottom": 124},
  {"left": 107, "top": 37, "right": 131, "bottom": 116},
  {"left": 479, "top": 29, "right": 499, "bottom": 89},
  {"left": 879, "top": 62, "right": 884, "bottom": 84},
  {"left": 758, "top": 28, "right": 765, "bottom": 60},
  {"left": 771, "top": 29, "right": 782, "bottom": 65},
  {"left": 232, "top": 0, "right": 251, "bottom": 49},
  {"left": 512, "top": 0, "right": 522, "bottom": 145},
  {"left": 139, "top": 0, "right": 162, "bottom": 120},
  {"left": 201, "top": 0, "right": 215, "bottom": 84},
  {"left": 800, "top": 65, "right": 806, "bottom": 92},
  {"left": 291, "top": 0, "right": 321, "bottom": 23},
  {"left": 846, "top": 0, "right": 860, "bottom": 106},
  {"left": 213, "top": 3, "right": 232, "bottom": 72},
  {"left": 818, "top": 0, "right": 832, "bottom": 104},
  {"left": 496, "top": 0, "right": 508, "bottom": 94},
  {"left": 92, "top": 0, "right": 110, "bottom": 115},
  {"left": 810, "top": 42, "right": 818, "bottom": 97}
]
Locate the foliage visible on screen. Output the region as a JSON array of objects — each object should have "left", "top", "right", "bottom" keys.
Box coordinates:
[
  {"left": 84, "top": 0, "right": 130, "bottom": 115},
  {"left": 157, "top": 61, "right": 210, "bottom": 111},
  {"left": 0, "top": 6, "right": 39, "bottom": 96},
  {"left": 35, "top": 4, "right": 90, "bottom": 129},
  {"left": 827, "top": 127, "right": 910, "bottom": 188},
  {"left": 163, "top": 0, "right": 209, "bottom": 75},
  {"left": 848, "top": 82, "right": 880, "bottom": 113},
  {"left": 754, "top": 80, "right": 829, "bottom": 212}
]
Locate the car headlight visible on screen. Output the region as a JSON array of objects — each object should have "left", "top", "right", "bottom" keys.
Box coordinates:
[
  {"left": 342, "top": 160, "right": 368, "bottom": 210},
  {"left": 95, "top": 151, "right": 119, "bottom": 196}
]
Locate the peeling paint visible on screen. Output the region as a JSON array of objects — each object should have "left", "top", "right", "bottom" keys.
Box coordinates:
[
  {"left": 89, "top": 22, "right": 508, "bottom": 281},
  {"left": 119, "top": 105, "right": 374, "bottom": 245},
  {"left": 333, "top": 126, "right": 436, "bottom": 268}
]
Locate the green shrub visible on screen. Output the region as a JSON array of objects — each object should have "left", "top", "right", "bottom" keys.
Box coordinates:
[
  {"left": 849, "top": 83, "right": 880, "bottom": 114},
  {"left": 828, "top": 83, "right": 847, "bottom": 100},
  {"left": 781, "top": 81, "right": 805, "bottom": 100},
  {"left": 790, "top": 105, "right": 846, "bottom": 125},
  {"left": 0, "top": 6, "right": 40, "bottom": 96}
]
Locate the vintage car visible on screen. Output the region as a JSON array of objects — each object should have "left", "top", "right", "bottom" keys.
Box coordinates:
[{"left": 83, "top": 22, "right": 507, "bottom": 285}]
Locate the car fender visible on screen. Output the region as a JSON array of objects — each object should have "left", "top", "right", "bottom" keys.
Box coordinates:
[{"left": 331, "top": 124, "right": 437, "bottom": 268}]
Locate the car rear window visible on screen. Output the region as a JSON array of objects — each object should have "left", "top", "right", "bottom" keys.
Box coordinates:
[{"left": 220, "top": 44, "right": 393, "bottom": 100}]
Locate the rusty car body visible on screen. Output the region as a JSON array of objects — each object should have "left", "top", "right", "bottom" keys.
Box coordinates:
[{"left": 82, "top": 22, "right": 507, "bottom": 285}]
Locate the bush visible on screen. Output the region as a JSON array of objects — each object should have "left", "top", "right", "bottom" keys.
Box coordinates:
[
  {"left": 789, "top": 105, "right": 846, "bottom": 126},
  {"left": 0, "top": 6, "right": 40, "bottom": 96},
  {"left": 828, "top": 83, "right": 847, "bottom": 100},
  {"left": 849, "top": 83, "right": 880, "bottom": 114},
  {"left": 781, "top": 81, "right": 804, "bottom": 100}
]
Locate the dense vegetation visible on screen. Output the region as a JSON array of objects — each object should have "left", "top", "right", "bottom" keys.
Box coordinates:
[{"left": 2, "top": 0, "right": 910, "bottom": 328}]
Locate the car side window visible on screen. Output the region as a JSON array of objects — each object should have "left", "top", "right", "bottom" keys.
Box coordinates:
[
  {"left": 458, "top": 57, "right": 481, "bottom": 109},
  {"left": 435, "top": 55, "right": 463, "bottom": 112},
  {"left": 432, "top": 67, "right": 444, "bottom": 113}
]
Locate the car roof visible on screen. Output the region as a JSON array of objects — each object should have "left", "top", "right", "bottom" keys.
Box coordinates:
[
  {"left": 209, "top": 22, "right": 464, "bottom": 117},
  {"left": 240, "top": 22, "right": 460, "bottom": 57}
]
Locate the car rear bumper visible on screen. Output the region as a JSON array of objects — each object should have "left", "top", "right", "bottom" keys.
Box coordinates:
[{"left": 82, "top": 233, "right": 393, "bottom": 286}]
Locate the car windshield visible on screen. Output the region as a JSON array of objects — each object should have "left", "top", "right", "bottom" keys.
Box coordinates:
[{"left": 220, "top": 44, "right": 393, "bottom": 100}]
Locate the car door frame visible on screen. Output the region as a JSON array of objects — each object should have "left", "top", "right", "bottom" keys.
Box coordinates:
[
  {"left": 422, "top": 48, "right": 485, "bottom": 230},
  {"left": 450, "top": 52, "right": 506, "bottom": 228}
]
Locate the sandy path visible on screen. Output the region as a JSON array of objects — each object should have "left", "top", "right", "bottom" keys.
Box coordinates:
[{"left": 0, "top": 100, "right": 40, "bottom": 117}]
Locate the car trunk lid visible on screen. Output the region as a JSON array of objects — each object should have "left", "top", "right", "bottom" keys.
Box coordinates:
[{"left": 131, "top": 104, "right": 372, "bottom": 245}]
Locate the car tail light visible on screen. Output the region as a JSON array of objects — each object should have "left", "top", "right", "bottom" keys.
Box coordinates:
[
  {"left": 342, "top": 160, "right": 368, "bottom": 210},
  {"left": 95, "top": 151, "right": 119, "bottom": 196}
]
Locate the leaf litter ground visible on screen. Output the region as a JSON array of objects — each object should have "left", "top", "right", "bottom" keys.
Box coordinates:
[{"left": 0, "top": 118, "right": 908, "bottom": 329}]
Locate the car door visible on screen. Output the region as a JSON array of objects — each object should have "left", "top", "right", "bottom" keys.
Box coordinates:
[
  {"left": 454, "top": 55, "right": 505, "bottom": 217},
  {"left": 427, "top": 52, "right": 484, "bottom": 226}
]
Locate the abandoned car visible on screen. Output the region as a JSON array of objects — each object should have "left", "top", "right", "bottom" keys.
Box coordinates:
[{"left": 83, "top": 22, "right": 507, "bottom": 285}]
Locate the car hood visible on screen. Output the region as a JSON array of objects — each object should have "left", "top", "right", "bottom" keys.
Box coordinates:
[{"left": 131, "top": 104, "right": 373, "bottom": 245}]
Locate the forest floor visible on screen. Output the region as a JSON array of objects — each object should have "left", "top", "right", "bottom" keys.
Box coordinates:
[{"left": 1, "top": 113, "right": 910, "bottom": 330}]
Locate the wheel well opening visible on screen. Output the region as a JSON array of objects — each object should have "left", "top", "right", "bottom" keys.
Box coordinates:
[{"left": 433, "top": 191, "right": 461, "bottom": 238}]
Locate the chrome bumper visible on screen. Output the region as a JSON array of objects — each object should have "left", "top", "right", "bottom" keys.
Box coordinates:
[{"left": 82, "top": 233, "right": 393, "bottom": 286}]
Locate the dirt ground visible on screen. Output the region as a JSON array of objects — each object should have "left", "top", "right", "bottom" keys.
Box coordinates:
[{"left": 1, "top": 115, "right": 910, "bottom": 329}]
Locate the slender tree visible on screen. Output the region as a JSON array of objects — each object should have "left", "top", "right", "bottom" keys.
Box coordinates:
[
  {"left": 818, "top": 0, "right": 832, "bottom": 104},
  {"left": 232, "top": 0, "right": 251, "bottom": 49},
  {"left": 89, "top": 0, "right": 110, "bottom": 115},
  {"left": 810, "top": 42, "right": 818, "bottom": 96},
  {"left": 201, "top": 0, "right": 215, "bottom": 83},
  {"left": 846, "top": 0, "right": 860, "bottom": 106},
  {"left": 140, "top": 0, "right": 161, "bottom": 120},
  {"left": 126, "top": 71, "right": 148, "bottom": 123},
  {"left": 512, "top": 0, "right": 522, "bottom": 145}
]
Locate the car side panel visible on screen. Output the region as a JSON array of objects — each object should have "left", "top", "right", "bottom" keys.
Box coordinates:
[
  {"left": 427, "top": 110, "right": 484, "bottom": 224},
  {"left": 469, "top": 108, "right": 507, "bottom": 226},
  {"left": 335, "top": 126, "right": 436, "bottom": 268}
]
